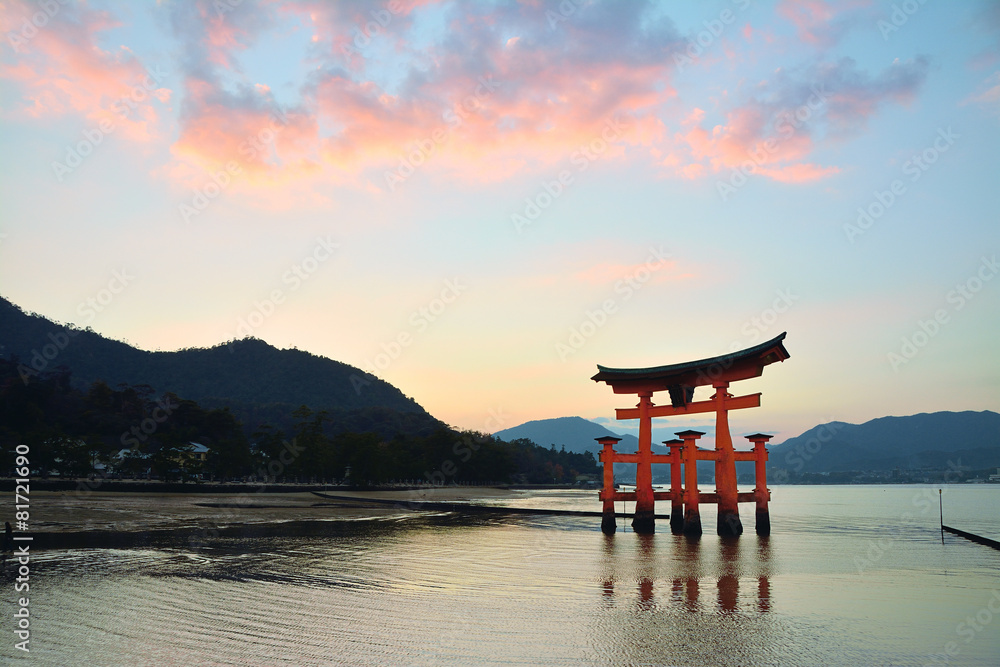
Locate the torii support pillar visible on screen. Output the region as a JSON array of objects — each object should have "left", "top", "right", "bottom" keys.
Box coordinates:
[
  {"left": 632, "top": 391, "right": 656, "bottom": 534},
  {"left": 713, "top": 382, "right": 743, "bottom": 537},
  {"left": 746, "top": 434, "right": 772, "bottom": 536},
  {"left": 597, "top": 437, "right": 622, "bottom": 535},
  {"left": 664, "top": 439, "right": 684, "bottom": 534},
  {"left": 677, "top": 430, "right": 704, "bottom": 537}
]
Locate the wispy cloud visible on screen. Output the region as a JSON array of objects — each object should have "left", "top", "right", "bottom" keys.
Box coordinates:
[
  {"left": 776, "top": 0, "right": 873, "bottom": 50},
  {"left": 0, "top": 0, "right": 167, "bottom": 141},
  {"left": 167, "top": 1, "right": 686, "bottom": 188},
  {"left": 672, "top": 56, "right": 928, "bottom": 182},
  {"left": 0, "top": 0, "right": 933, "bottom": 199}
]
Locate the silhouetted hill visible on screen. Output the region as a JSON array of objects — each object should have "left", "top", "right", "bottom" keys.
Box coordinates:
[
  {"left": 495, "top": 416, "right": 642, "bottom": 456},
  {"left": 769, "top": 410, "right": 1000, "bottom": 474},
  {"left": 500, "top": 411, "right": 1000, "bottom": 483},
  {"left": 494, "top": 416, "right": 696, "bottom": 482},
  {"left": 0, "top": 296, "right": 428, "bottom": 422}
]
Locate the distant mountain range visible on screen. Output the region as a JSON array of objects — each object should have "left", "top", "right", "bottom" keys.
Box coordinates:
[
  {"left": 0, "top": 296, "right": 440, "bottom": 437},
  {"left": 768, "top": 411, "right": 1000, "bottom": 474},
  {"left": 495, "top": 416, "right": 643, "bottom": 456},
  {"left": 495, "top": 416, "right": 696, "bottom": 482},
  {"left": 497, "top": 411, "right": 1000, "bottom": 479}
]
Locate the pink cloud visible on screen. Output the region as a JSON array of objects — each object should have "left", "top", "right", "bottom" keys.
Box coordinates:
[
  {"left": 164, "top": 0, "right": 686, "bottom": 192},
  {"left": 758, "top": 162, "right": 840, "bottom": 182},
  {"left": 0, "top": 0, "right": 167, "bottom": 142},
  {"left": 171, "top": 81, "right": 319, "bottom": 186},
  {"left": 165, "top": 2, "right": 882, "bottom": 198},
  {"left": 287, "top": 0, "right": 436, "bottom": 72},
  {"left": 681, "top": 163, "right": 705, "bottom": 179},
  {"left": 818, "top": 57, "right": 928, "bottom": 135},
  {"left": 776, "top": 0, "right": 871, "bottom": 49},
  {"left": 962, "top": 72, "right": 1000, "bottom": 115},
  {"left": 671, "top": 56, "right": 926, "bottom": 184},
  {"left": 504, "top": 249, "right": 694, "bottom": 299},
  {"left": 3, "top": 0, "right": 933, "bottom": 206},
  {"left": 199, "top": 0, "right": 279, "bottom": 69},
  {"left": 164, "top": 0, "right": 327, "bottom": 191},
  {"left": 573, "top": 260, "right": 681, "bottom": 286}
]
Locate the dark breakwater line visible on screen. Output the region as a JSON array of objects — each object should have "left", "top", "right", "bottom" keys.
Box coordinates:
[
  {"left": 17, "top": 494, "right": 671, "bottom": 551},
  {"left": 943, "top": 525, "right": 1000, "bottom": 551},
  {"left": 310, "top": 491, "right": 671, "bottom": 520},
  {"left": 0, "top": 479, "right": 336, "bottom": 493},
  {"left": 1, "top": 479, "right": 582, "bottom": 493},
  {"left": 15, "top": 520, "right": 377, "bottom": 551},
  {"left": 16, "top": 513, "right": 502, "bottom": 552}
]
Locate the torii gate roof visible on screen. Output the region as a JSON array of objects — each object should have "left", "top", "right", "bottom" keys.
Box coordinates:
[{"left": 591, "top": 332, "right": 789, "bottom": 399}]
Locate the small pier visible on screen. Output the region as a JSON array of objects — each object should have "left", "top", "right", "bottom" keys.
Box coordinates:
[{"left": 943, "top": 525, "right": 1000, "bottom": 551}]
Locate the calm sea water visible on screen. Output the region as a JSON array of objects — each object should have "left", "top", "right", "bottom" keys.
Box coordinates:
[{"left": 4, "top": 485, "right": 999, "bottom": 666}]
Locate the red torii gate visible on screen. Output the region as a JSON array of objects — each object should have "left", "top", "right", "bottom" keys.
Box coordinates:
[{"left": 592, "top": 332, "right": 789, "bottom": 538}]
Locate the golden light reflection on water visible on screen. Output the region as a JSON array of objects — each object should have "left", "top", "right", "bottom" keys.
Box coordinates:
[{"left": 598, "top": 530, "right": 774, "bottom": 616}]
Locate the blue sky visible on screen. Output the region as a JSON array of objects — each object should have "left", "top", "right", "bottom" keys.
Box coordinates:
[{"left": 1, "top": 0, "right": 998, "bottom": 442}]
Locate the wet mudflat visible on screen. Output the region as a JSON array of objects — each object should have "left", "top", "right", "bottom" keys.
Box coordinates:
[{"left": 3, "top": 485, "right": 998, "bottom": 666}]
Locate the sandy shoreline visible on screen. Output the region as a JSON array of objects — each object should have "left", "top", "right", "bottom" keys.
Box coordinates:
[
  {"left": 2, "top": 487, "right": 612, "bottom": 551},
  {"left": 319, "top": 487, "right": 518, "bottom": 502}
]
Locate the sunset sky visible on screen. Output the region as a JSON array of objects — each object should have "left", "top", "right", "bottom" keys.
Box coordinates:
[{"left": 1, "top": 0, "right": 998, "bottom": 442}]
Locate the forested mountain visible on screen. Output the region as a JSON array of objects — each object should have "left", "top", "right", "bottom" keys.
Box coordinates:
[
  {"left": 0, "top": 296, "right": 422, "bottom": 416},
  {"left": 0, "top": 297, "right": 598, "bottom": 484}
]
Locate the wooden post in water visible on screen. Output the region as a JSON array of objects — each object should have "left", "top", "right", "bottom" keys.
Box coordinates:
[
  {"left": 939, "top": 488, "right": 943, "bottom": 544},
  {"left": 598, "top": 437, "right": 621, "bottom": 535}
]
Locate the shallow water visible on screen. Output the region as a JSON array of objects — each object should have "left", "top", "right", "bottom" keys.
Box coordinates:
[{"left": 5, "top": 485, "right": 999, "bottom": 666}]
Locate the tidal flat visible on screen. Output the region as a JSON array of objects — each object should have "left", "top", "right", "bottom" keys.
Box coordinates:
[{"left": 4, "top": 485, "right": 999, "bottom": 666}]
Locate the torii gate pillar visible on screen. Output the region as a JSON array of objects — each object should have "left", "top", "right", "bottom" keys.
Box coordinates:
[
  {"left": 598, "top": 436, "right": 622, "bottom": 535},
  {"left": 677, "top": 430, "right": 704, "bottom": 537},
  {"left": 664, "top": 439, "right": 684, "bottom": 534},
  {"left": 713, "top": 381, "right": 742, "bottom": 537},
  {"left": 746, "top": 433, "right": 773, "bottom": 536},
  {"left": 632, "top": 391, "right": 655, "bottom": 534}
]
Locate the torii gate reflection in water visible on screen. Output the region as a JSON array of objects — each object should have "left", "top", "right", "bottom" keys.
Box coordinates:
[{"left": 592, "top": 333, "right": 789, "bottom": 537}]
